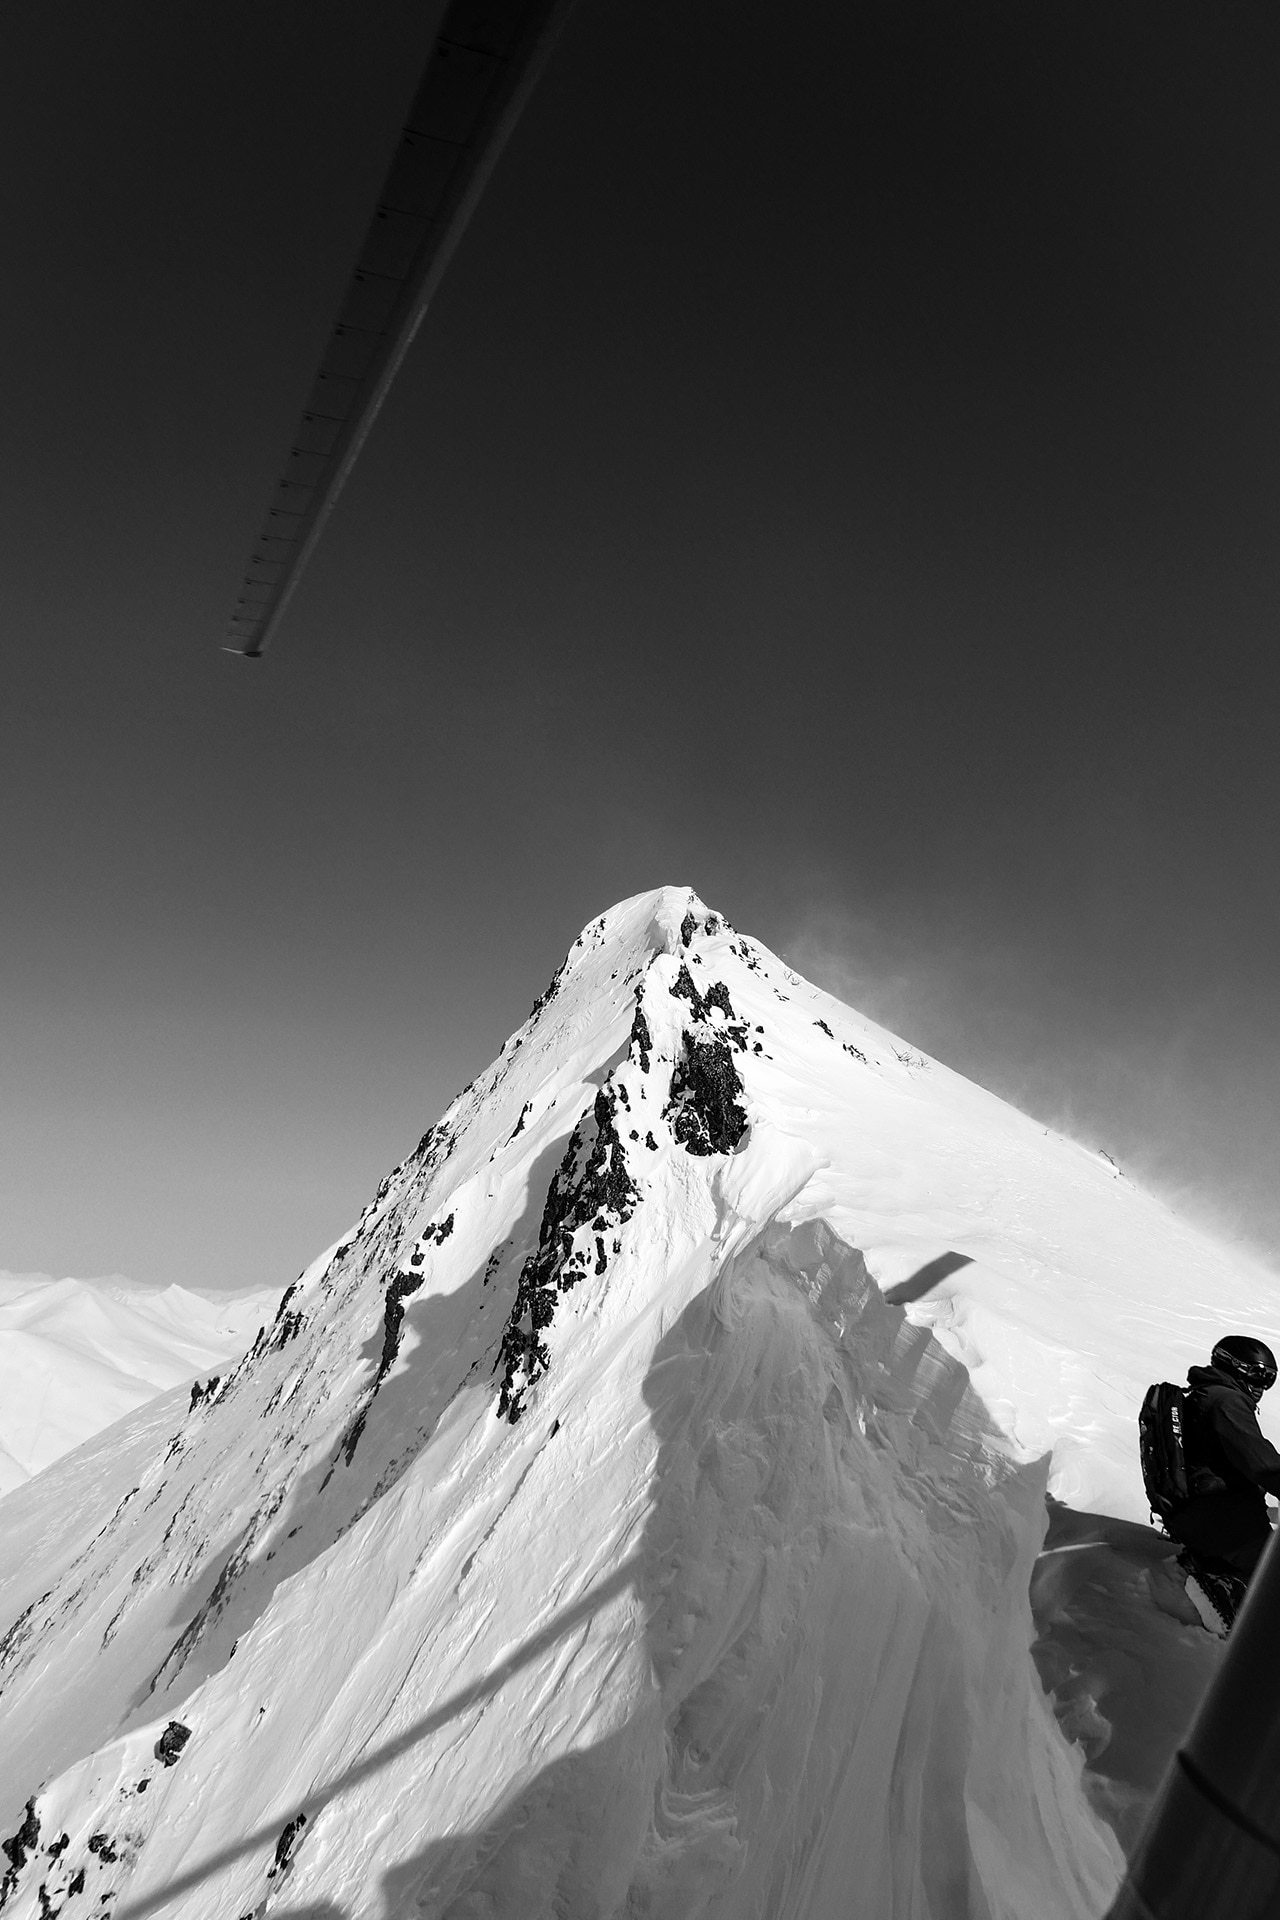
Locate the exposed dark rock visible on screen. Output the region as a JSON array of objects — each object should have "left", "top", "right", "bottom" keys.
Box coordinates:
[
  {"left": 527, "top": 958, "right": 567, "bottom": 1023},
  {"left": 86, "top": 1838, "right": 117, "bottom": 1864},
  {"left": 45, "top": 1838, "right": 68, "bottom": 1861},
  {"left": 843, "top": 1042, "right": 867, "bottom": 1064},
  {"left": 815, "top": 1019, "right": 833, "bottom": 1037},
  {"left": 509, "top": 1102, "right": 531, "bottom": 1141},
  {"left": 2, "top": 1798, "right": 40, "bottom": 1873},
  {"left": 496, "top": 1088, "right": 640, "bottom": 1421},
  {"left": 154, "top": 1722, "right": 191, "bottom": 1768},
  {"left": 273, "top": 1284, "right": 298, "bottom": 1325},
  {"left": 669, "top": 964, "right": 706, "bottom": 1020},
  {"left": 629, "top": 1001, "right": 652, "bottom": 1073},
  {"left": 268, "top": 1813, "right": 307, "bottom": 1879},
  {"left": 340, "top": 1409, "right": 368, "bottom": 1467},
  {"left": 189, "top": 1377, "right": 218, "bottom": 1412},
  {"left": 665, "top": 1035, "right": 748, "bottom": 1157},
  {"left": 679, "top": 911, "right": 698, "bottom": 947},
  {"left": 702, "top": 981, "right": 734, "bottom": 1020},
  {"left": 341, "top": 1213, "right": 453, "bottom": 1461},
  {"left": 376, "top": 1272, "right": 425, "bottom": 1383},
  {"left": 267, "top": 1310, "right": 304, "bottom": 1352},
  {"left": 645, "top": 1131, "right": 658, "bottom": 1151},
  {"left": 66, "top": 1872, "right": 84, "bottom": 1897}
]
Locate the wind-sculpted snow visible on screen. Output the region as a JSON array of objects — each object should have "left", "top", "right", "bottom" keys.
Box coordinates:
[{"left": 0, "top": 886, "right": 1275, "bottom": 1918}]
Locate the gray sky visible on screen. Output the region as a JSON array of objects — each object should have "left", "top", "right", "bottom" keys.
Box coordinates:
[{"left": 3, "top": 0, "right": 1279, "bottom": 1290}]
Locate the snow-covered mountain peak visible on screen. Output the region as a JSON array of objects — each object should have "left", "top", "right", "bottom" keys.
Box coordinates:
[{"left": 0, "top": 887, "right": 1274, "bottom": 1918}]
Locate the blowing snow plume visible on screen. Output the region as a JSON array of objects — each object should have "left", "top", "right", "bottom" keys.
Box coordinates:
[{"left": 3, "top": 886, "right": 1279, "bottom": 1917}]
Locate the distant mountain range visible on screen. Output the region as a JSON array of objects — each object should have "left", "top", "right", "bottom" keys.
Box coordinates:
[{"left": 0, "top": 1272, "right": 282, "bottom": 1495}]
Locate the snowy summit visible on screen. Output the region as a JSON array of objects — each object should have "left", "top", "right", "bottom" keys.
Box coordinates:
[{"left": 0, "top": 886, "right": 1276, "bottom": 1919}]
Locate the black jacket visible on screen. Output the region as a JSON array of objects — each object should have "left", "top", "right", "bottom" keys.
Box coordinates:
[{"left": 1183, "top": 1364, "right": 1280, "bottom": 1505}]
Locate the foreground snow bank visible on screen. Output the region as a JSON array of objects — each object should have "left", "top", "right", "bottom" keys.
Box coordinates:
[
  {"left": 486, "top": 1215, "right": 1121, "bottom": 1920},
  {"left": 0, "top": 1221, "right": 1118, "bottom": 1920},
  {"left": 0, "top": 1275, "right": 280, "bottom": 1495},
  {"left": 1030, "top": 1500, "right": 1226, "bottom": 1854}
]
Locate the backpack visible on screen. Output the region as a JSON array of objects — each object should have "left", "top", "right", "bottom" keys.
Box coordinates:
[{"left": 1139, "top": 1381, "right": 1191, "bottom": 1526}]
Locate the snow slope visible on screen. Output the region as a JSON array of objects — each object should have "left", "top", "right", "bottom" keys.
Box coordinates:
[
  {"left": 0, "top": 1276, "right": 282, "bottom": 1496},
  {"left": 0, "top": 886, "right": 1276, "bottom": 1919}
]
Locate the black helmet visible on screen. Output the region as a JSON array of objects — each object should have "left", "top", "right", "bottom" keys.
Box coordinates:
[{"left": 1211, "top": 1334, "right": 1278, "bottom": 1400}]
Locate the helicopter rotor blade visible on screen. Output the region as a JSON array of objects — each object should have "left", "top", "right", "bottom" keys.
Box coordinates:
[{"left": 225, "top": 0, "right": 577, "bottom": 658}]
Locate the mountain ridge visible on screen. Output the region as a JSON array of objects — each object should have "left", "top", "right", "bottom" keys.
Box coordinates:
[{"left": 0, "top": 885, "right": 1274, "bottom": 1918}]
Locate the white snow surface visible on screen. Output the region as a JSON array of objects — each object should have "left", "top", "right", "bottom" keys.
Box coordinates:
[
  {"left": 0, "top": 1275, "right": 281, "bottom": 1496},
  {"left": 0, "top": 886, "right": 1277, "bottom": 1919}
]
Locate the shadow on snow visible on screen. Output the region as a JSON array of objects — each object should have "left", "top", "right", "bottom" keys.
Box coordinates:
[{"left": 113, "top": 1216, "right": 1102, "bottom": 1920}]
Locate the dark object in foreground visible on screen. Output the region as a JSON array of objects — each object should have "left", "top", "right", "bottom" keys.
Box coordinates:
[
  {"left": 1140, "top": 1337, "right": 1280, "bottom": 1630},
  {"left": 226, "top": 0, "right": 577, "bottom": 658},
  {"left": 1105, "top": 1526, "right": 1280, "bottom": 1918}
]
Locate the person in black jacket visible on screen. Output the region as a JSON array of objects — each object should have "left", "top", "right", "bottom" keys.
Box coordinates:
[{"left": 1167, "top": 1334, "right": 1280, "bottom": 1620}]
